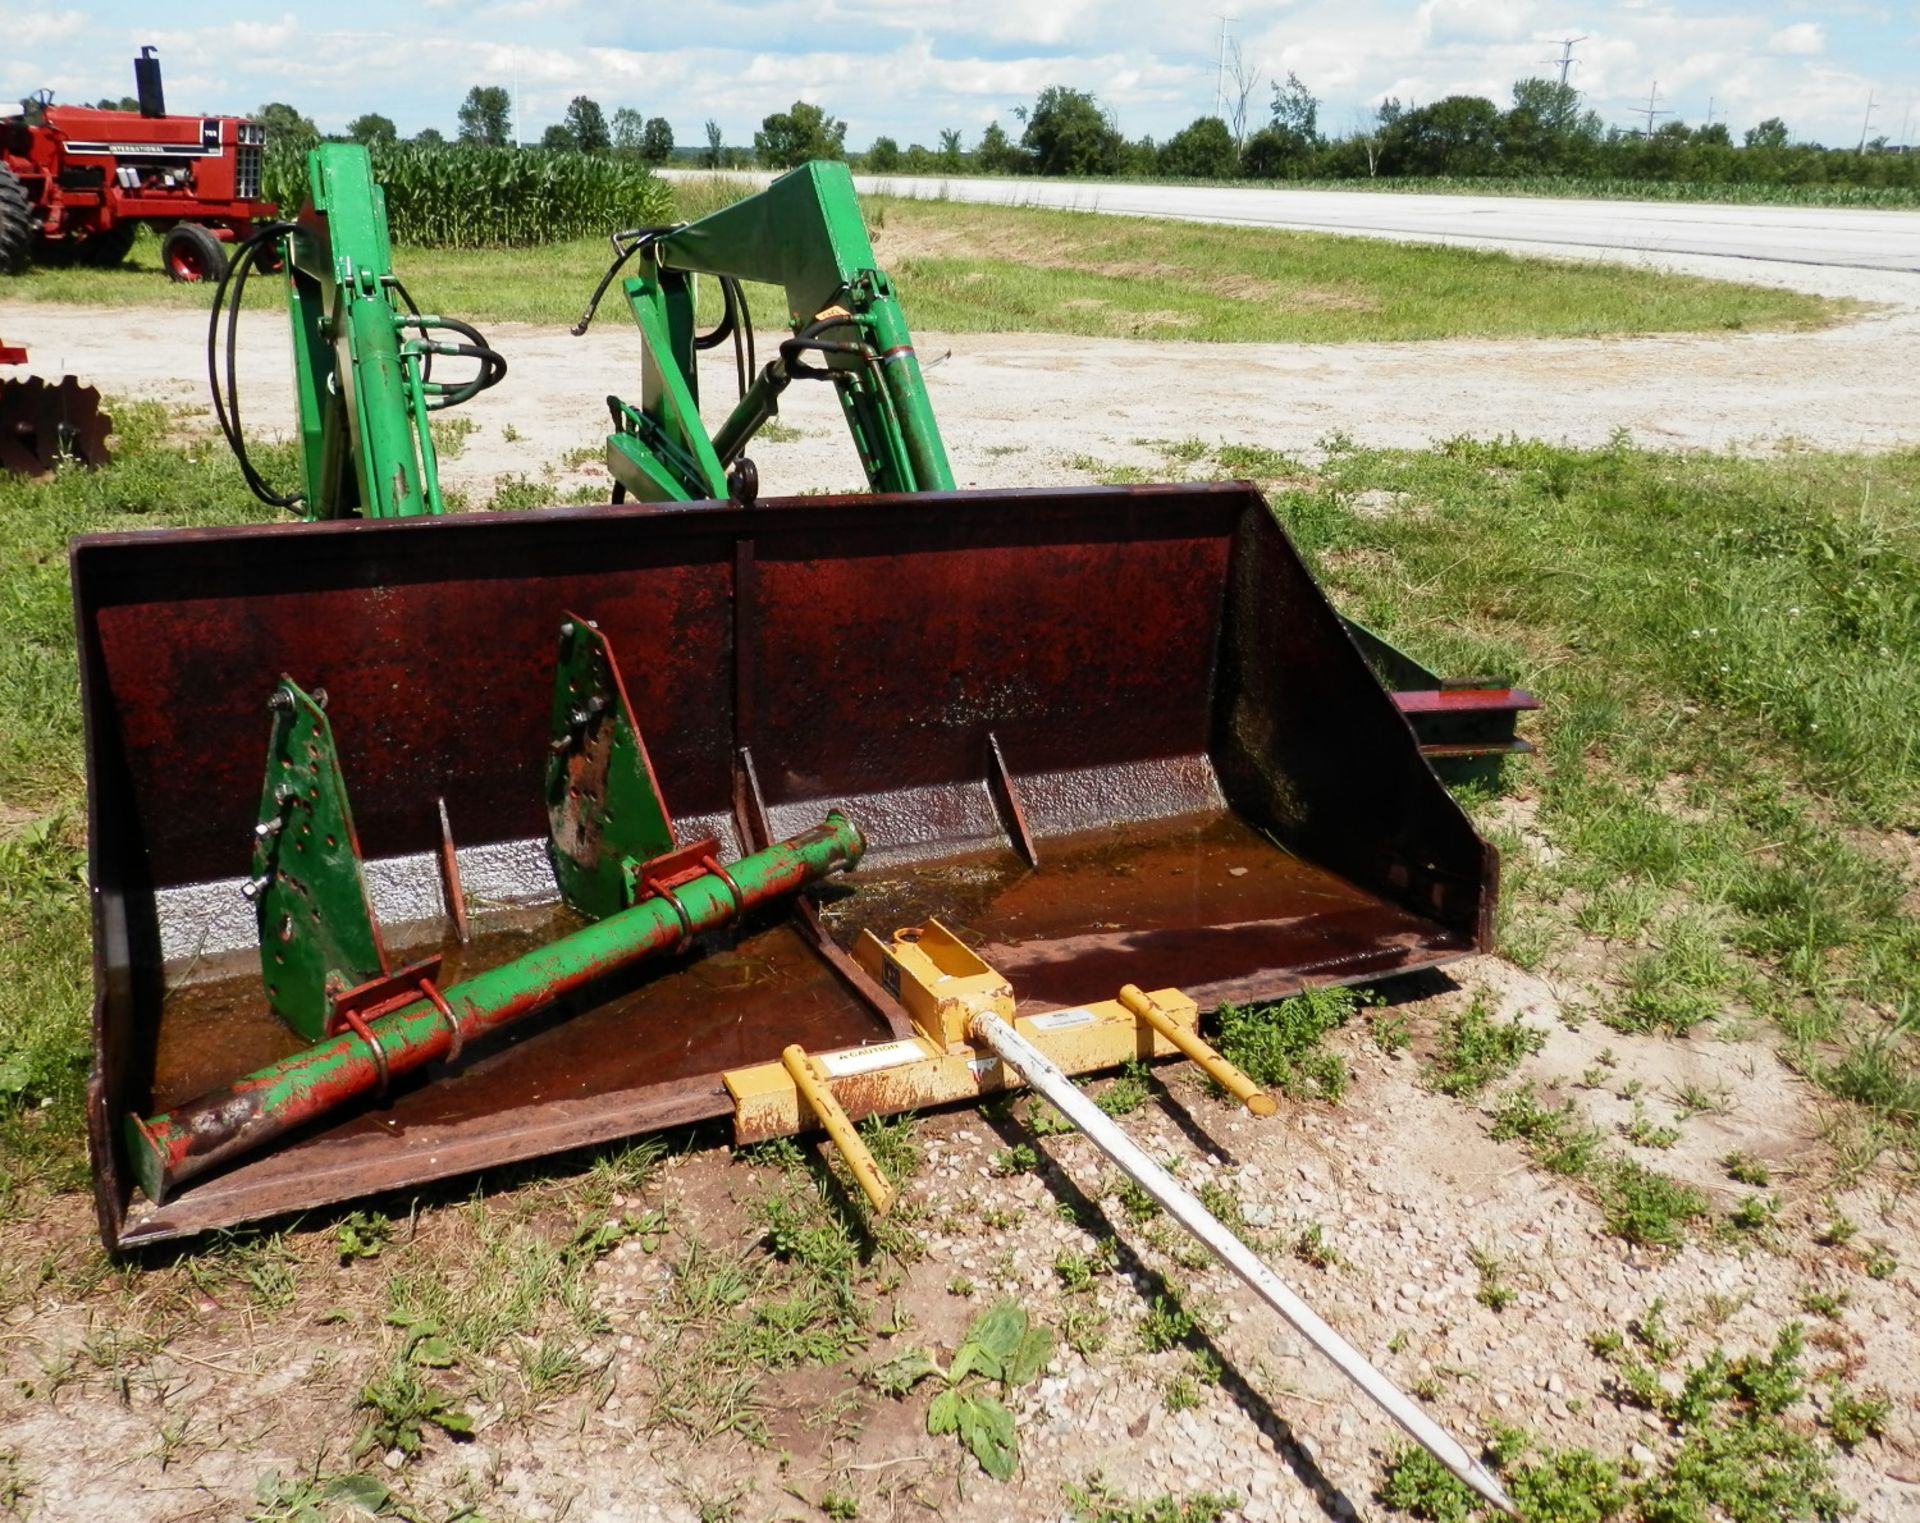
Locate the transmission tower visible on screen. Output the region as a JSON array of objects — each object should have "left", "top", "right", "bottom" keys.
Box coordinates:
[
  {"left": 1540, "top": 37, "right": 1587, "bottom": 87},
  {"left": 1631, "top": 80, "right": 1669, "bottom": 138},
  {"left": 1213, "top": 13, "right": 1233, "bottom": 119},
  {"left": 1859, "top": 89, "right": 1878, "bottom": 152}
]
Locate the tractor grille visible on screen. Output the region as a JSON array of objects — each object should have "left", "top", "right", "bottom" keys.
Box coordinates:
[{"left": 236, "top": 145, "right": 262, "bottom": 201}]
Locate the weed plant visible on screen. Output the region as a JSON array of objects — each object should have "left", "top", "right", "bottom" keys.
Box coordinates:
[{"left": 1213, "top": 986, "right": 1367, "bottom": 1101}]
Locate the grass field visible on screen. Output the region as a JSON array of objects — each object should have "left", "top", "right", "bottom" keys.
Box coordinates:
[{"left": 5, "top": 186, "right": 1842, "bottom": 343}]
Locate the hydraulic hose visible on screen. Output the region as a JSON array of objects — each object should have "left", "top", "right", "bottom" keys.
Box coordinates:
[
  {"left": 572, "top": 229, "right": 755, "bottom": 403},
  {"left": 393, "top": 311, "right": 507, "bottom": 410},
  {"left": 206, "top": 220, "right": 302, "bottom": 512}
]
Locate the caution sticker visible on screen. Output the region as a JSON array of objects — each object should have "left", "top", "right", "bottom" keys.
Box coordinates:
[
  {"left": 1028, "top": 1007, "right": 1098, "bottom": 1032},
  {"left": 819, "top": 1040, "right": 924, "bottom": 1078}
]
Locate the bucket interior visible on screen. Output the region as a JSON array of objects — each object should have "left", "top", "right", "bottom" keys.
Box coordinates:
[{"left": 72, "top": 484, "right": 1494, "bottom": 1246}]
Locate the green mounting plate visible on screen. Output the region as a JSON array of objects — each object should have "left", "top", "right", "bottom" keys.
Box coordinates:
[
  {"left": 545, "top": 616, "right": 678, "bottom": 921},
  {"left": 251, "top": 678, "right": 388, "bottom": 1041}
]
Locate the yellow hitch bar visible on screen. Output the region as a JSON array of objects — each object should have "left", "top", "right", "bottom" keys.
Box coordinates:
[{"left": 722, "top": 920, "right": 1273, "bottom": 1190}]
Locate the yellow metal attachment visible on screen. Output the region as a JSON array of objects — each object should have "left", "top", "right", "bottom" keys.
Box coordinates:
[
  {"left": 1118, "top": 984, "right": 1277, "bottom": 1116},
  {"left": 860, "top": 921, "right": 1012, "bottom": 1046},
  {"left": 722, "top": 919, "right": 1279, "bottom": 1149},
  {"left": 780, "top": 1044, "right": 897, "bottom": 1216}
]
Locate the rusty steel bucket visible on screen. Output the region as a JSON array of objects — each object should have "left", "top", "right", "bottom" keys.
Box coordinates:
[{"left": 72, "top": 483, "right": 1498, "bottom": 1248}]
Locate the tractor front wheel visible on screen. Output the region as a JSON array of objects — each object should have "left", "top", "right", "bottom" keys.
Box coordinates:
[
  {"left": 74, "top": 221, "right": 138, "bottom": 269},
  {"left": 160, "top": 223, "right": 227, "bottom": 284},
  {"left": 0, "top": 165, "right": 32, "bottom": 277}
]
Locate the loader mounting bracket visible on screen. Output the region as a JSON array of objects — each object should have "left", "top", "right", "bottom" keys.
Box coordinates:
[
  {"left": 544, "top": 613, "right": 717, "bottom": 921},
  {"left": 250, "top": 678, "right": 389, "bottom": 1042}
]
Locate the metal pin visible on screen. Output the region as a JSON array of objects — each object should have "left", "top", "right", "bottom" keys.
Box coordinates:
[
  {"left": 239, "top": 874, "right": 273, "bottom": 902},
  {"left": 253, "top": 819, "right": 283, "bottom": 840},
  {"left": 560, "top": 621, "right": 576, "bottom": 639},
  {"left": 266, "top": 689, "right": 294, "bottom": 712}
]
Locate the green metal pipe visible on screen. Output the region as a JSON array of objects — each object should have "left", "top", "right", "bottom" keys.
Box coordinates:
[
  {"left": 862, "top": 288, "right": 953, "bottom": 493},
  {"left": 126, "top": 812, "right": 865, "bottom": 1204}
]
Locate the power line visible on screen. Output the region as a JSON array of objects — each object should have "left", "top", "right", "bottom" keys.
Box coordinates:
[
  {"left": 1540, "top": 37, "right": 1587, "bottom": 87},
  {"left": 1631, "top": 80, "right": 1669, "bottom": 137}
]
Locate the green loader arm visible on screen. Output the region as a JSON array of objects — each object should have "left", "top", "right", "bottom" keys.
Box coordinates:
[
  {"left": 597, "top": 161, "right": 954, "bottom": 504},
  {"left": 273, "top": 144, "right": 503, "bottom": 519}
]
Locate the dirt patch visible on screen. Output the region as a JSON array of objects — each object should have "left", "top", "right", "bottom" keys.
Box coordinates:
[{"left": 5, "top": 951, "right": 1916, "bottom": 1522}]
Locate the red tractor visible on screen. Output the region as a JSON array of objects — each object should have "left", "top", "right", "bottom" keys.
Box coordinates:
[{"left": 0, "top": 47, "right": 276, "bottom": 283}]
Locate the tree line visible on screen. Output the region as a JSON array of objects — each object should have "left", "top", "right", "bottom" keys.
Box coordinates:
[
  {"left": 861, "top": 78, "right": 1918, "bottom": 190},
  {"left": 229, "top": 76, "right": 1918, "bottom": 193}
]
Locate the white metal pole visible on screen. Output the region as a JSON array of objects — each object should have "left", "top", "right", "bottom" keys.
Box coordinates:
[{"left": 970, "top": 1009, "right": 1517, "bottom": 1516}]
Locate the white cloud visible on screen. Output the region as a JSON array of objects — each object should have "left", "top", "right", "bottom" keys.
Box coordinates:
[
  {"left": 14, "top": 1, "right": 1913, "bottom": 148},
  {"left": 1768, "top": 22, "right": 1826, "bottom": 54},
  {"left": 8, "top": 12, "right": 90, "bottom": 46}
]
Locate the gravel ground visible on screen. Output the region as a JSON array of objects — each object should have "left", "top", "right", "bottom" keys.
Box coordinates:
[
  {"left": 2, "top": 249, "right": 1916, "bottom": 515},
  {"left": 3, "top": 957, "right": 1914, "bottom": 1521}
]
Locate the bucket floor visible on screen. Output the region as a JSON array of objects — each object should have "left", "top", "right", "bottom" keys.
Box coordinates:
[
  {"left": 823, "top": 811, "right": 1466, "bottom": 1009},
  {"left": 127, "top": 808, "right": 1466, "bottom": 1243}
]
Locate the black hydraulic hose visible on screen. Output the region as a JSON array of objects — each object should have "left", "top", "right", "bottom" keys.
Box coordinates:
[
  {"left": 572, "top": 230, "right": 755, "bottom": 405},
  {"left": 397, "top": 315, "right": 508, "bottom": 409},
  {"left": 692, "top": 276, "right": 736, "bottom": 353},
  {"left": 735, "top": 277, "right": 756, "bottom": 401},
  {"left": 780, "top": 312, "right": 871, "bottom": 381},
  {"left": 207, "top": 220, "right": 302, "bottom": 512},
  {"left": 388, "top": 277, "right": 432, "bottom": 388},
  {"left": 570, "top": 225, "right": 676, "bottom": 337}
]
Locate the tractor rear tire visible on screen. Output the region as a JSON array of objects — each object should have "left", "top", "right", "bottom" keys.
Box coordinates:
[
  {"left": 161, "top": 222, "right": 227, "bottom": 284},
  {"left": 74, "top": 221, "right": 138, "bottom": 269},
  {"left": 0, "top": 165, "right": 32, "bottom": 277}
]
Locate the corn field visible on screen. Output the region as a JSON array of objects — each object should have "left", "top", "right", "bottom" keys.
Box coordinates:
[{"left": 262, "top": 143, "right": 672, "bottom": 247}]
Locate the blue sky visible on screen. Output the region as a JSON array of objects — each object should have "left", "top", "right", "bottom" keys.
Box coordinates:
[{"left": 8, "top": 1, "right": 1917, "bottom": 151}]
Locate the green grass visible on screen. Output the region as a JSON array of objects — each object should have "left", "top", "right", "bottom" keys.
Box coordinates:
[
  {"left": 5, "top": 185, "right": 1843, "bottom": 344},
  {"left": 864, "top": 196, "right": 1842, "bottom": 343},
  {"left": 1385, "top": 1319, "right": 1852, "bottom": 1522},
  {"left": 1212, "top": 984, "right": 1367, "bottom": 1101},
  {"left": 1064, "top": 1475, "right": 1239, "bottom": 1523},
  {"left": 1247, "top": 435, "right": 1919, "bottom": 1160},
  {"left": 1425, "top": 994, "right": 1546, "bottom": 1098}
]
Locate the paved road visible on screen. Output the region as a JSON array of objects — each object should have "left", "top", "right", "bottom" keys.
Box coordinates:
[{"left": 669, "top": 170, "right": 1920, "bottom": 274}]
